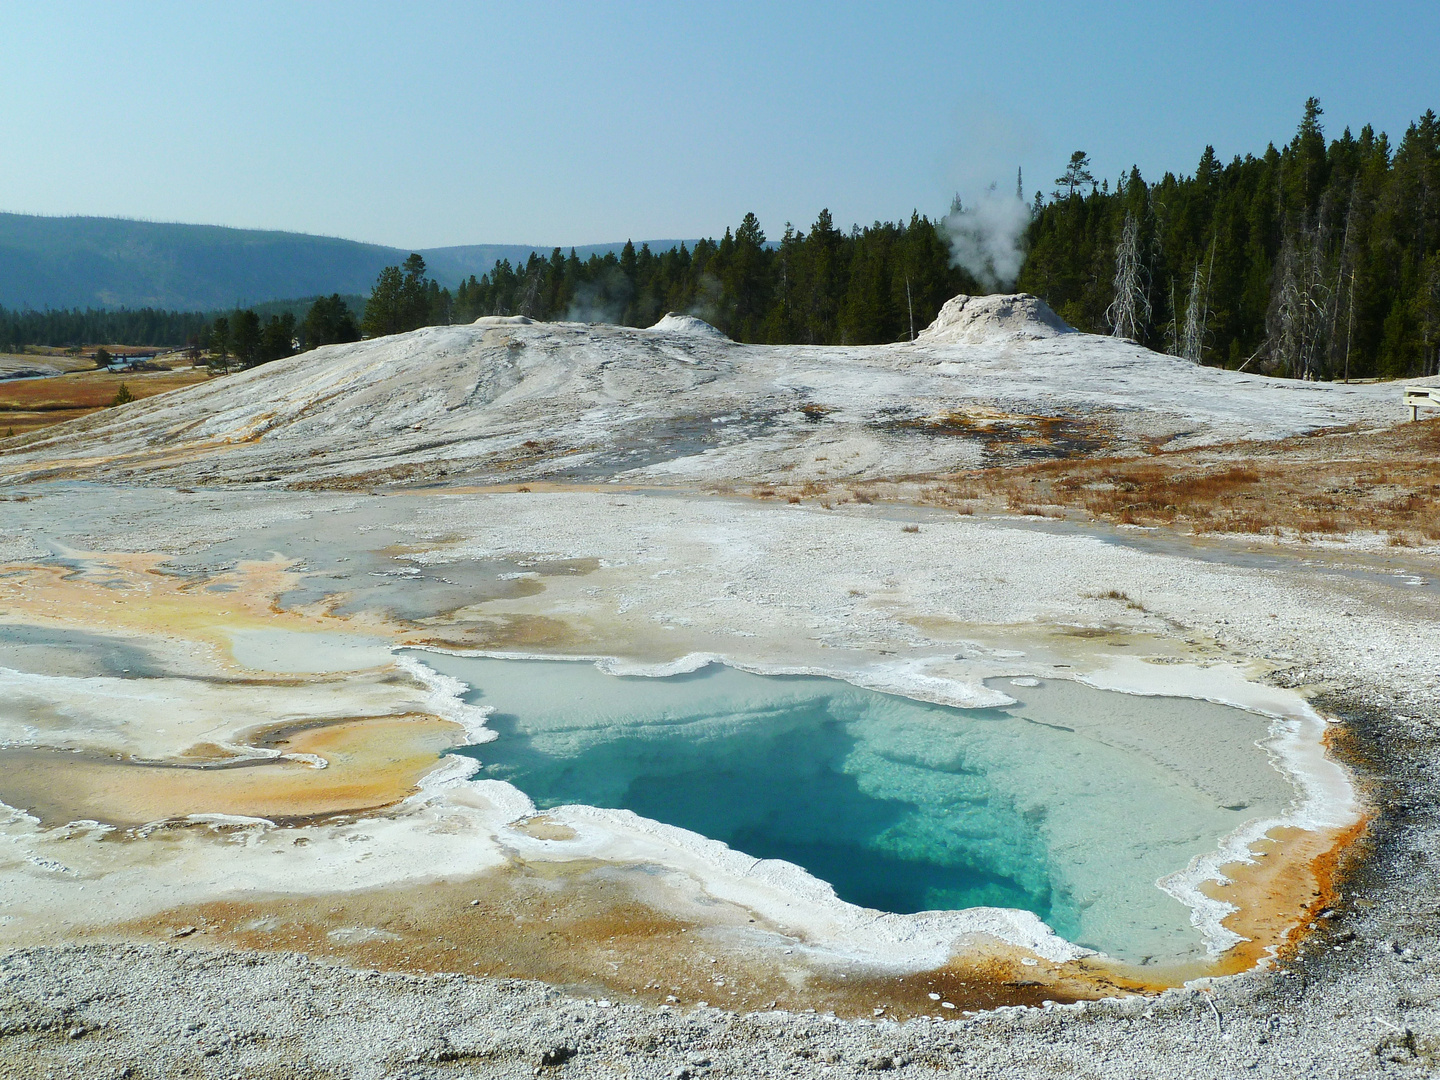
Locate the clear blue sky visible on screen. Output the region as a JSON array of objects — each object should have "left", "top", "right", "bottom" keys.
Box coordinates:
[{"left": 2, "top": 1, "right": 1436, "bottom": 249}]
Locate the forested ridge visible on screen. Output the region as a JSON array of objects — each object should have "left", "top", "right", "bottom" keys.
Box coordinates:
[
  {"left": 4, "top": 100, "right": 1437, "bottom": 381},
  {"left": 442, "top": 209, "right": 971, "bottom": 346},
  {"left": 1022, "top": 99, "right": 1440, "bottom": 380},
  {"left": 0, "top": 295, "right": 365, "bottom": 355},
  {"left": 0, "top": 307, "right": 211, "bottom": 352}
]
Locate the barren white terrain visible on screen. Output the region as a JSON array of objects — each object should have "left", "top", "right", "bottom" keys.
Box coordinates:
[
  {"left": 0, "top": 296, "right": 1436, "bottom": 1078},
  {"left": 0, "top": 295, "right": 1407, "bottom": 490}
]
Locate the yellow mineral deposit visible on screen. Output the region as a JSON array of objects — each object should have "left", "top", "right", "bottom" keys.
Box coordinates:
[
  {"left": 0, "top": 547, "right": 466, "bottom": 823},
  {"left": 0, "top": 550, "right": 332, "bottom": 665},
  {"left": 0, "top": 714, "right": 463, "bottom": 826},
  {"left": 0, "top": 528, "right": 1369, "bottom": 1017}
]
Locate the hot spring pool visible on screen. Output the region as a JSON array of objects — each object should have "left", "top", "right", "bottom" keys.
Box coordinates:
[{"left": 412, "top": 653, "right": 1296, "bottom": 964}]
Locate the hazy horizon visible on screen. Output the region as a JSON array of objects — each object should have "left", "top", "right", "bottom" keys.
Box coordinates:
[
  {"left": 2, "top": 2, "right": 1437, "bottom": 249},
  {"left": 0, "top": 209, "right": 692, "bottom": 256}
]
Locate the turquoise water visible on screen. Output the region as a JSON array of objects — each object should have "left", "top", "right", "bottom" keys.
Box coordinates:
[{"left": 415, "top": 653, "right": 1293, "bottom": 963}]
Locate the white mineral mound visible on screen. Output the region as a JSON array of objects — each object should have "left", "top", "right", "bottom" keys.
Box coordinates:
[
  {"left": 917, "top": 293, "right": 1073, "bottom": 346},
  {"left": 648, "top": 312, "right": 730, "bottom": 339},
  {"left": 0, "top": 297, "right": 1404, "bottom": 489},
  {"left": 472, "top": 315, "right": 534, "bottom": 326}
]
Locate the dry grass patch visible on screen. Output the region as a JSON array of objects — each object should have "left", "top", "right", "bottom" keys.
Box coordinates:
[
  {"left": 926, "top": 418, "right": 1440, "bottom": 543},
  {"left": 1089, "top": 589, "right": 1145, "bottom": 611},
  {"left": 0, "top": 368, "right": 209, "bottom": 437},
  {"left": 889, "top": 409, "right": 1114, "bottom": 462}
]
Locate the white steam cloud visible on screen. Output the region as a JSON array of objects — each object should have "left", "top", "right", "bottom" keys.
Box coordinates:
[
  {"left": 943, "top": 185, "right": 1032, "bottom": 291},
  {"left": 564, "top": 265, "right": 631, "bottom": 324}
]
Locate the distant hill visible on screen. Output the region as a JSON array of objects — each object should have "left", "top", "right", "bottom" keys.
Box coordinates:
[{"left": 0, "top": 213, "right": 691, "bottom": 311}]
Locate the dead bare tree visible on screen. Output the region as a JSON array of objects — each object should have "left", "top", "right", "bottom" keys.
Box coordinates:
[
  {"left": 905, "top": 275, "right": 915, "bottom": 342},
  {"left": 1270, "top": 238, "right": 1306, "bottom": 377},
  {"left": 1268, "top": 224, "right": 1335, "bottom": 380},
  {"left": 1166, "top": 278, "right": 1180, "bottom": 356},
  {"left": 1336, "top": 183, "right": 1360, "bottom": 382},
  {"left": 1177, "top": 242, "right": 1215, "bottom": 364},
  {"left": 1180, "top": 263, "right": 1206, "bottom": 363},
  {"left": 1106, "top": 210, "right": 1150, "bottom": 341},
  {"left": 1343, "top": 267, "right": 1356, "bottom": 383}
]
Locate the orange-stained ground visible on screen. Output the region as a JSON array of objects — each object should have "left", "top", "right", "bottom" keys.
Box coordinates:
[
  {"left": 98, "top": 862, "right": 1114, "bottom": 1019},
  {"left": 0, "top": 549, "right": 396, "bottom": 663},
  {"left": 0, "top": 369, "right": 210, "bottom": 437},
  {"left": 741, "top": 415, "right": 1440, "bottom": 544},
  {"left": 0, "top": 714, "right": 463, "bottom": 826},
  {"left": 0, "top": 539, "right": 1371, "bottom": 1013},
  {"left": 91, "top": 808, "right": 1365, "bottom": 1020}
]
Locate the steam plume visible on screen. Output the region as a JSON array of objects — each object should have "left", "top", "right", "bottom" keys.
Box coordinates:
[{"left": 943, "top": 183, "right": 1032, "bottom": 291}]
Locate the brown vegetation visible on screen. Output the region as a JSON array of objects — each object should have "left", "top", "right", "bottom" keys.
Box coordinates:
[
  {"left": 0, "top": 369, "right": 209, "bottom": 437},
  {"left": 756, "top": 418, "right": 1440, "bottom": 545},
  {"left": 975, "top": 418, "right": 1440, "bottom": 542},
  {"left": 890, "top": 409, "right": 1111, "bottom": 462}
]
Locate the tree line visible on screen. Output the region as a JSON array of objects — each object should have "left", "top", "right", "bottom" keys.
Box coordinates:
[
  {"left": 0, "top": 306, "right": 211, "bottom": 353},
  {"left": 5, "top": 98, "right": 1437, "bottom": 382},
  {"left": 201, "top": 295, "right": 360, "bottom": 371},
  {"left": 1020, "top": 99, "right": 1440, "bottom": 379},
  {"left": 3, "top": 218, "right": 973, "bottom": 357},
  {"left": 0, "top": 296, "right": 363, "bottom": 368},
  {"left": 349, "top": 214, "right": 972, "bottom": 347},
  {"left": 345, "top": 99, "right": 1440, "bottom": 378},
  {"left": 440, "top": 211, "right": 973, "bottom": 345}
]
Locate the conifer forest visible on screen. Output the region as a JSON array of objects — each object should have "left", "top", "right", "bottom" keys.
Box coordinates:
[
  {"left": 1021, "top": 99, "right": 1440, "bottom": 380},
  {"left": 5, "top": 100, "right": 1437, "bottom": 381}
]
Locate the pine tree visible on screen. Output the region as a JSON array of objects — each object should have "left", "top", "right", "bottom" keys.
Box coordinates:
[
  {"left": 231, "top": 309, "right": 261, "bottom": 367},
  {"left": 302, "top": 295, "right": 359, "bottom": 349},
  {"left": 362, "top": 267, "right": 406, "bottom": 337},
  {"left": 1055, "top": 152, "right": 1095, "bottom": 198}
]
